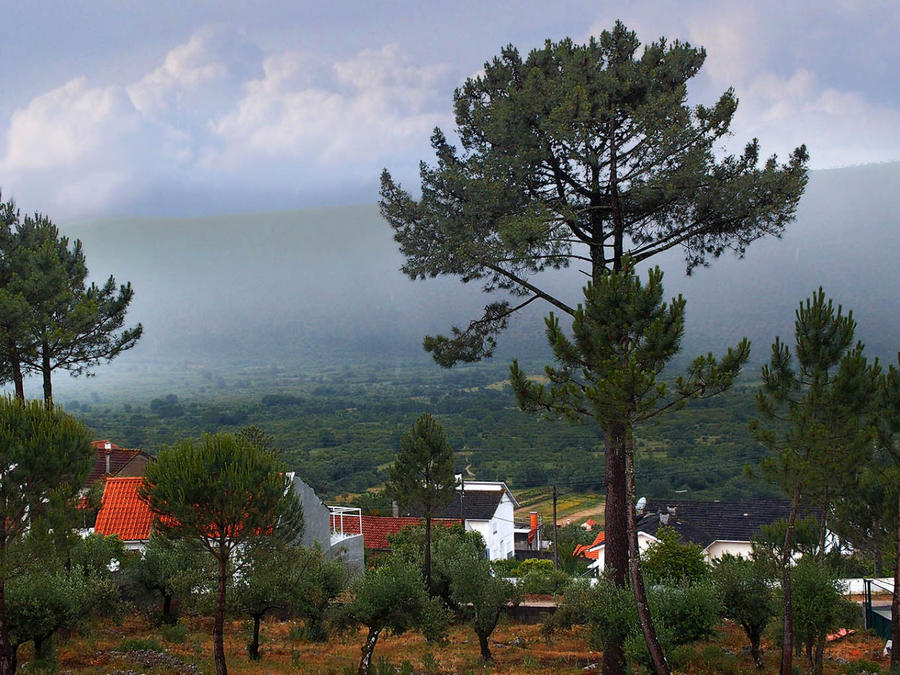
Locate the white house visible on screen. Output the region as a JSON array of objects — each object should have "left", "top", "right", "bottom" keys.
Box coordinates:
[{"left": 398, "top": 479, "right": 519, "bottom": 560}]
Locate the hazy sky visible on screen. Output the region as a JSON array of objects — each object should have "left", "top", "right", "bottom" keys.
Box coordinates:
[{"left": 2, "top": 1, "right": 898, "bottom": 220}]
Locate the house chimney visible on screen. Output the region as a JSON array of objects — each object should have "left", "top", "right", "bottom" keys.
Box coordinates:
[
  {"left": 659, "top": 512, "right": 669, "bottom": 525},
  {"left": 391, "top": 500, "right": 399, "bottom": 518},
  {"left": 105, "top": 451, "right": 111, "bottom": 475}
]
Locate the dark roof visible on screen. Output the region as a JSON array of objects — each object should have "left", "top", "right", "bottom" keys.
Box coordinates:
[
  {"left": 85, "top": 442, "right": 151, "bottom": 487},
  {"left": 636, "top": 499, "right": 816, "bottom": 549},
  {"left": 400, "top": 489, "right": 503, "bottom": 521}
]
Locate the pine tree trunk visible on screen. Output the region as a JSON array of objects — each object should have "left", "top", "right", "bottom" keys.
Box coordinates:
[
  {"left": 818, "top": 486, "right": 829, "bottom": 556},
  {"left": 425, "top": 511, "right": 432, "bottom": 593},
  {"left": 602, "top": 421, "right": 627, "bottom": 675},
  {"left": 358, "top": 626, "right": 381, "bottom": 675},
  {"left": 891, "top": 490, "right": 900, "bottom": 674},
  {"left": 0, "top": 576, "right": 16, "bottom": 675},
  {"left": 248, "top": 615, "right": 261, "bottom": 661},
  {"left": 7, "top": 339, "right": 24, "bottom": 403},
  {"left": 214, "top": 554, "right": 228, "bottom": 675},
  {"left": 814, "top": 633, "right": 825, "bottom": 675},
  {"left": 162, "top": 594, "right": 175, "bottom": 624},
  {"left": 780, "top": 485, "right": 802, "bottom": 675},
  {"left": 41, "top": 342, "right": 52, "bottom": 406},
  {"left": 625, "top": 430, "right": 670, "bottom": 675}
]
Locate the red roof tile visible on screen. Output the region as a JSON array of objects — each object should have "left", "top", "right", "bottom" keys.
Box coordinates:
[
  {"left": 330, "top": 514, "right": 460, "bottom": 551},
  {"left": 94, "top": 477, "right": 153, "bottom": 542},
  {"left": 574, "top": 531, "right": 605, "bottom": 559}
]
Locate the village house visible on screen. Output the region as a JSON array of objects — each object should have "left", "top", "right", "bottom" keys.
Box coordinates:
[{"left": 583, "top": 499, "right": 822, "bottom": 573}]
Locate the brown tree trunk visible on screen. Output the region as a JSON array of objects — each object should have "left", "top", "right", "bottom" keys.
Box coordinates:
[
  {"left": 602, "top": 422, "right": 627, "bottom": 675},
  {"left": 424, "top": 511, "right": 432, "bottom": 593},
  {"left": 162, "top": 594, "right": 176, "bottom": 624},
  {"left": 7, "top": 339, "right": 24, "bottom": 403},
  {"left": 214, "top": 554, "right": 228, "bottom": 675},
  {"left": 248, "top": 614, "right": 262, "bottom": 661},
  {"left": 0, "top": 577, "right": 16, "bottom": 675},
  {"left": 780, "top": 485, "right": 802, "bottom": 675},
  {"left": 41, "top": 342, "right": 52, "bottom": 406},
  {"left": 358, "top": 626, "right": 381, "bottom": 675},
  {"left": 478, "top": 630, "right": 492, "bottom": 661},
  {"left": 747, "top": 628, "right": 764, "bottom": 669},
  {"left": 891, "top": 490, "right": 900, "bottom": 674},
  {"left": 625, "top": 430, "right": 670, "bottom": 675}
]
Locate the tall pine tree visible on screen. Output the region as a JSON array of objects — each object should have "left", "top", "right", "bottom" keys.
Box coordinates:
[
  {"left": 511, "top": 264, "right": 748, "bottom": 674},
  {"left": 0, "top": 204, "right": 141, "bottom": 403},
  {"left": 751, "top": 289, "right": 879, "bottom": 675},
  {"left": 380, "top": 24, "right": 807, "bottom": 671}
]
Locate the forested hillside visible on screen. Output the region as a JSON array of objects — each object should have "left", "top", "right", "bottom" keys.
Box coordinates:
[{"left": 22, "top": 161, "right": 898, "bottom": 502}]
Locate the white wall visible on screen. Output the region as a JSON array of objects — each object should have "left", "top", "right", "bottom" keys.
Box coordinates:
[
  {"left": 589, "top": 532, "right": 658, "bottom": 573},
  {"left": 465, "top": 492, "right": 516, "bottom": 560},
  {"left": 704, "top": 540, "right": 753, "bottom": 561}
]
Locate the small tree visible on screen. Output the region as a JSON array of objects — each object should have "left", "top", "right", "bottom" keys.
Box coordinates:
[
  {"left": 0, "top": 398, "right": 93, "bottom": 675},
  {"left": 6, "top": 565, "right": 119, "bottom": 667},
  {"left": 388, "top": 523, "right": 482, "bottom": 609},
  {"left": 712, "top": 554, "right": 776, "bottom": 669},
  {"left": 386, "top": 413, "right": 457, "bottom": 591},
  {"left": 511, "top": 265, "right": 748, "bottom": 674},
  {"left": 641, "top": 526, "right": 709, "bottom": 586},
  {"left": 444, "top": 538, "right": 520, "bottom": 660},
  {"left": 230, "top": 539, "right": 344, "bottom": 660},
  {"left": 337, "top": 555, "right": 447, "bottom": 675},
  {"left": 787, "top": 557, "right": 858, "bottom": 675},
  {"left": 131, "top": 532, "right": 203, "bottom": 625},
  {"left": 140, "top": 432, "right": 302, "bottom": 675}
]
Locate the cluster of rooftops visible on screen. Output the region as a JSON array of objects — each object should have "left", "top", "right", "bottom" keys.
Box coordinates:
[{"left": 87, "top": 440, "right": 804, "bottom": 570}]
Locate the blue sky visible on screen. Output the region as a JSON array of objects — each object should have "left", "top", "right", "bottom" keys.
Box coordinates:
[{"left": 2, "top": 1, "right": 898, "bottom": 220}]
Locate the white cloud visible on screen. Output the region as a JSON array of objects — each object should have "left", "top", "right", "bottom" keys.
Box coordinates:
[
  {"left": 1, "top": 76, "right": 138, "bottom": 171},
  {"left": 211, "top": 44, "right": 450, "bottom": 167},
  {"left": 127, "top": 26, "right": 261, "bottom": 119}
]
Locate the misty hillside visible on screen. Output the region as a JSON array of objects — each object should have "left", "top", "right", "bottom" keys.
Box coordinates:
[{"left": 54, "top": 162, "right": 899, "bottom": 396}]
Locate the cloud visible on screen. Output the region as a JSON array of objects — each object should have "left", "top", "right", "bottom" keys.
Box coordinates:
[
  {"left": 127, "top": 26, "right": 262, "bottom": 120},
  {"left": 1, "top": 76, "right": 138, "bottom": 171},
  {"left": 210, "top": 44, "right": 451, "bottom": 168}
]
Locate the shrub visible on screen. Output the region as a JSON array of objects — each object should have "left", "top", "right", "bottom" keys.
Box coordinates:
[
  {"left": 641, "top": 526, "right": 710, "bottom": 585},
  {"left": 159, "top": 621, "right": 188, "bottom": 644},
  {"left": 519, "top": 566, "right": 571, "bottom": 595},
  {"left": 650, "top": 579, "right": 722, "bottom": 645},
  {"left": 117, "top": 636, "right": 163, "bottom": 652}
]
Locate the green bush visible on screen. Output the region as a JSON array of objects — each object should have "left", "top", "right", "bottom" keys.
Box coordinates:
[
  {"left": 159, "top": 621, "right": 188, "bottom": 644},
  {"left": 641, "top": 526, "right": 710, "bottom": 585},
  {"left": 519, "top": 566, "right": 571, "bottom": 595},
  {"left": 650, "top": 579, "right": 722, "bottom": 645},
  {"left": 489, "top": 558, "right": 520, "bottom": 577},
  {"left": 117, "top": 636, "right": 163, "bottom": 652}
]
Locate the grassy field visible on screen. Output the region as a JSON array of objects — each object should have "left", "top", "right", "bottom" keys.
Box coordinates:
[
  {"left": 514, "top": 489, "right": 605, "bottom": 527},
  {"left": 35, "top": 612, "right": 890, "bottom": 673}
]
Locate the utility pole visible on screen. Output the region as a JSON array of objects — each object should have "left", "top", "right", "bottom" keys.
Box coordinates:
[{"left": 552, "top": 485, "right": 559, "bottom": 570}]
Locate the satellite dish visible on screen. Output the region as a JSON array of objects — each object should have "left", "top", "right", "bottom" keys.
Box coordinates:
[{"left": 635, "top": 497, "right": 647, "bottom": 514}]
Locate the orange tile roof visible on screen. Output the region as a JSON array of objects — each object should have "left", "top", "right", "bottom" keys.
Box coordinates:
[
  {"left": 573, "top": 530, "right": 605, "bottom": 559},
  {"left": 94, "top": 477, "right": 153, "bottom": 542}
]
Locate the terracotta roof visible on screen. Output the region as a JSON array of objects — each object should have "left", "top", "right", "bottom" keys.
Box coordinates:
[
  {"left": 331, "top": 515, "right": 459, "bottom": 551},
  {"left": 574, "top": 531, "right": 605, "bottom": 559},
  {"left": 94, "top": 477, "right": 153, "bottom": 542},
  {"left": 85, "top": 441, "right": 151, "bottom": 487}
]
